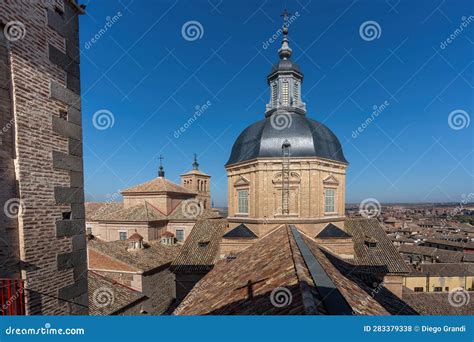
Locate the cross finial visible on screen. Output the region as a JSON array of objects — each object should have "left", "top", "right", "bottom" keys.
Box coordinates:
[
  {"left": 192, "top": 153, "right": 199, "bottom": 170},
  {"left": 281, "top": 9, "right": 291, "bottom": 28},
  {"left": 158, "top": 155, "right": 165, "bottom": 177}
]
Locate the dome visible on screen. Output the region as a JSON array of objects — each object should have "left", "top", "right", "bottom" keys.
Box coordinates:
[
  {"left": 269, "top": 59, "right": 302, "bottom": 76},
  {"left": 226, "top": 114, "right": 347, "bottom": 166}
]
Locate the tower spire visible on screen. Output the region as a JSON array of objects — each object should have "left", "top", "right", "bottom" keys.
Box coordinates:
[
  {"left": 192, "top": 153, "right": 199, "bottom": 170},
  {"left": 278, "top": 9, "right": 292, "bottom": 60},
  {"left": 158, "top": 155, "right": 165, "bottom": 177},
  {"left": 265, "top": 9, "right": 306, "bottom": 117}
]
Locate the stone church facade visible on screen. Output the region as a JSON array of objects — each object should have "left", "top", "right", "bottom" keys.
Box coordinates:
[{"left": 0, "top": 0, "right": 88, "bottom": 315}]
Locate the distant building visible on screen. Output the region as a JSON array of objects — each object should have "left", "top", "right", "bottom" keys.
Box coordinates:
[
  {"left": 85, "top": 158, "right": 218, "bottom": 242},
  {"left": 181, "top": 154, "right": 211, "bottom": 209},
  {"left": 88, "top": 233, "right": 180, "bottom": 314},
  {"left": 0, "top": 0, "right": 88, "bottom": 315},
  {"left": 404, "top": 263, "right": 474, "bottom": 293},
  {"left": 423, "top": 239, "right": 474, "bottom": 253}
]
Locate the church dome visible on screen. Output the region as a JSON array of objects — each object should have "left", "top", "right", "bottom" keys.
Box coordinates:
[{"left": 226, "top": 113, "right": 347, "bottom": 166}]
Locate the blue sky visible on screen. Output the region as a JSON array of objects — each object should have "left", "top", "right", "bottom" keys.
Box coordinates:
[{"left": 79, "top": 0, "right": 473, "bottom": 206}]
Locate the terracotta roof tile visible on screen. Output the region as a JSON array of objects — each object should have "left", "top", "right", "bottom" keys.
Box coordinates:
[
  {"left": 89, "top": 239, "right": 180, "bottom": 273},
  {"left": 171, "top": 218, "right": 228, "bottom": 273},
  {"left": 403, "top": 290, "right": 474, "bottom": 315},
  {"left": 88, "top": 271, "right": 146, "bottom": 315},
  {"left": 121, "top": 177, "right": 196, "bottom": 195},
  {"left": 96, "top": 201, "right": 167, "bottom": 222},
  {"left": 85, "top": 202, "right": 123, "bottom": 220},
  {"left": 173, "top": 225, "right": 414, "bottom": 315},
  {"left": 345, "top": 218, "right": 411, "bottom": 274}
]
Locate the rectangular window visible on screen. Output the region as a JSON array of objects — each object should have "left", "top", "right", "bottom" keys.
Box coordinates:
[
  {"left": 176, "top": 229, "right": 185, "bottom": 242},
  {"left": 445, "top": 287, "right": 449, "bottom": 291},
  {"left": 272, "top": 83, "right": 278, "bottom": 106},
  {"left": 325, "top": 189, "right": 335, "bottom": 213},
  {"left": 414, "top": 287, "right": 424, "bottom": 292},
  {"left": 281, "top": 81, "right": 289, "bottom": 105},
  {"left": 119, "top": 232, "right": 127, "bottom": 241},
  {"left": 433, "top": 287, "right": 442, "bottom": 292},
  {"left": 293, "top": 81, "right": 299, "bottom": 104},
  {"left": 86, "top": 226, "right": 92, "bottom": 235},
  {"left": 237, "top": 190, "right": 249, "bottom": 214}
]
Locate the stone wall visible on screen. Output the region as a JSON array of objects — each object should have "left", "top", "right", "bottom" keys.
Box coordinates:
[{"left": 0, "top": 0, "right": 87, "bottom": 315}]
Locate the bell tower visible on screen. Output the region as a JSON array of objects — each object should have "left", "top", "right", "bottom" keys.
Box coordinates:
[{"left": 181, "top": 154, "right": 212, "bottom": 209}]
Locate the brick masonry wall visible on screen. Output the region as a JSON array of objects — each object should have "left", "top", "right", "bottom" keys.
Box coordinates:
[
  {"left": 0, "top": 28, "right": 20, "bottom": 279},
  {"left": 0, "top": 0, "right": 87, "bottom": 315}
]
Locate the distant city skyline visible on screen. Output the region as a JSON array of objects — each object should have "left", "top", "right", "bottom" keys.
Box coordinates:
[{"left": 80, "top": 0, "right": 473, "bottom": 206}]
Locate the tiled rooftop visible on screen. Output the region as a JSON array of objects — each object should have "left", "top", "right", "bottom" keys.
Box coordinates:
[
  {"left": 88, "top": 271, "right": 146, "bottom": 315},
  {"left": 345, "top": 218, "right": 411, "bottom": 274},
  {"left": 89, "top": 239, "right": 180, "bottom": 273},
  {"left": 171, "top": 218, "right": 228, "bottom": 273},
  {"left": 121, "top": 177, "right": 196, "bottom": 195},
  {"left": 173, "top": 225, "right": 415, "bottom": 315}
]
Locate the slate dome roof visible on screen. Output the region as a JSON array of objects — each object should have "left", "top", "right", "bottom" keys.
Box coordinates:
[{"left": 226, "top": 113, "right": 347, "bottom": 166}]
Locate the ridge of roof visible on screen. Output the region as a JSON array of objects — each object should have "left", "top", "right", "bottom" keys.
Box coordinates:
[{"left": 290, "top": 225, "right": 353, "bottom": 315}]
